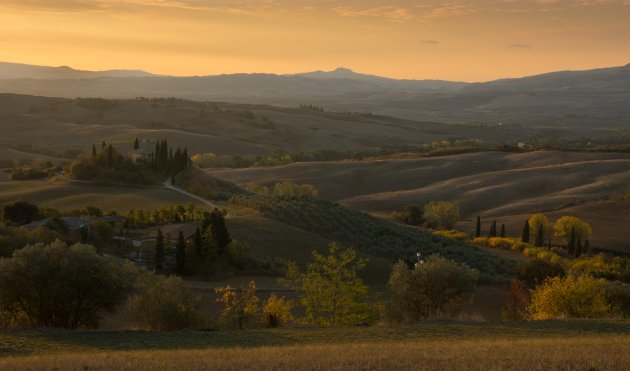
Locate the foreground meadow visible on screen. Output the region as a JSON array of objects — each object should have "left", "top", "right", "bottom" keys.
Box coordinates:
[{"left": 1, "top": 321, "right": 628, "bottom": 370}]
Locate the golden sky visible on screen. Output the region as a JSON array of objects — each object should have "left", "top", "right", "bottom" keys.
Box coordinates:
[{"left": 1, "top": 0, "right": 629, "bottom": 81}]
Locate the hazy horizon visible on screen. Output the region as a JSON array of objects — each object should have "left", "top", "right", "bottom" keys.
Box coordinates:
[{"left": 1, "top": 0, "right": 630, "bottom": 82}]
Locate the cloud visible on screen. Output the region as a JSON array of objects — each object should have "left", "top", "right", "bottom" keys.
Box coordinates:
[
  {"left": 332, "top": 6, "right": 418, "bottom": 22},
  {"left": 422, "top": 39, "right": 440, "bottom": 45},
  {"left": 508, "top": 43, "right": 533, "bottom": 48}
]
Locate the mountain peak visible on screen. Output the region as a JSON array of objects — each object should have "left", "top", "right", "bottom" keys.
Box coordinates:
[{"left": 332, "top": 67, "right": 354, "bottom": 74}]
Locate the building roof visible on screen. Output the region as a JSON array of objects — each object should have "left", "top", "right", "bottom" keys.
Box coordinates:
[
  {"left": 22, "top": 217, "right": 92, "bottom": 231},
  {"left": 101, "top": 215, "right": 127, "bottom": 223},
  {"left": 146, "top": 223, "right": 198, "bottom": 240}
]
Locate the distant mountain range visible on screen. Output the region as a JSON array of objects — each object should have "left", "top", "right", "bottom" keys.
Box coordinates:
[{"left": 0, "top": 61, "right": 629, "bottom": 127}]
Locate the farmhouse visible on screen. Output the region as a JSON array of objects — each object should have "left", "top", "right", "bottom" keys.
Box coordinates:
[{"left": 22, "top": 217, "right": 92, "bottom": 232}]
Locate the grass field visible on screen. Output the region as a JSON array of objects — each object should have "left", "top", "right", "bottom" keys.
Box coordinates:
[
  {"left": 0, "top": 321, "right": 628, "bottom": 370},
  {"left": 0, "top": 180, "right": 207, "bottom": 212}
]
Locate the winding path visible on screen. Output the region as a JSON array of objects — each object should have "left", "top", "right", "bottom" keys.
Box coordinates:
[{"left": 163, "top": 179, "right": 219, "bottom": 209}]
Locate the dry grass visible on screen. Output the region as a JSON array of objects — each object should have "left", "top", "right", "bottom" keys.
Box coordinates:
[{"left": 1, "top": 336, "right": 628, "bottom": 370}]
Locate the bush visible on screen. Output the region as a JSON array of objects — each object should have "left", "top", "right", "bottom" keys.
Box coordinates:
[
  {"left": 0, "top": 241, "right": 136, "bottom": 329},
  {"left": 386, "top": 256, "right": 479, "bottom": 321},
  {"left": 215, "top": 281, "right": 260, "bottom": 330},
  {"left": 433, "top": 230, "right": 471, "bottom": 242},
  {"left": 423, "top": 201, "right": 460, "bottom": 230},
  {"left": 516, "top": 259, "right": 565, "bottom": 288},
  {"left": 528, "top": 275, "right": 610, "bottom": 319},
  {"left": 128, "top": 273, "right": 204, "bottom": 331}
]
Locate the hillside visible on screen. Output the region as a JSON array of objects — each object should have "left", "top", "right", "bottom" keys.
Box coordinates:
[
  {"left": 0, "top": 62, "right": 629, "bottom": 127},
  {"left": 0, "top": 93, "right": 567, "bottom": 161},
  {"left": 208, "top": 151, "right": 630, "bottom": 252}
]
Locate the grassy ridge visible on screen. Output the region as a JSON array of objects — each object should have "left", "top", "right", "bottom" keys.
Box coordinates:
[
  {"left": 230, "top": 196, "right": 516, "bottom": 283},
  {"left": 1, "top": 321, "right": 628, "bottom": 370}
]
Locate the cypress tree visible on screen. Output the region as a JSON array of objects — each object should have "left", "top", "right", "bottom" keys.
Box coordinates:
[
  {"left": 211, "top": 208, "right": 231, "bottom": 253},
  {"left": 176, "top": 230, "right": 186, "bottom": 275},
  {"left": 567, "top": 227, "right": 576, "bottom": 255},
  {"left": 489, "top": 220, "right": 497, "bottom": 238},
  {"left": 522, "top": 221, "right": 530, "bottom": 243},
  {"left": 500, "top": 224, "right": 506, "bottom": 238},
  {"left": 475, "top": 216, "right": 481, "bottom": 238},
  {"left": 155, "top": 229, "right": 164, "bottom": 270},
  {"left": 101, "top": 141, "right": 106, "bottom": 149},
  {"left": 134, "top": 138, "right": 140, "bottom": 150},
  {"left": 535, "top": 224, "right": 544, "bottom": 247},
  {"left": 194, "top": 226, "right": 203, "bottom": 258}
]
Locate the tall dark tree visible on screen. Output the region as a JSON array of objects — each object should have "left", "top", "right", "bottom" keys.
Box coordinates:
[
  {"left": 488, "top": 220, "right": 497, "bottom": 238},
  {"left": 567, "top": 227, "right": 576, "bottom": 255},
  {"left": 210, "top": 208, "right": 231, "bottom": 253},
  {"left": 134, "top": 138, "right": 140, "bottom": 150},
  {"left": 475, "top": 216, "right": 481, "bottom": 238},
  {"left": 176, "top": 230, "right": 186, "bottom": 275},
  {"left": 535, "top": 224, "right": 544, "bottom": 247},
  {"left": 101, "top": 141, "right": 107, "bottom": 149},
  {"left": 500, "top": 224, "right": 506, "bottom": 238},
  {"left": 522, "top": 221, "right": 530, "bottom": 243},
  {"left": 155, "top": 229, "right": 164, "bottom": 270},
  {"left": 194, "top": 226, "right": 203, "bottom": 258}
]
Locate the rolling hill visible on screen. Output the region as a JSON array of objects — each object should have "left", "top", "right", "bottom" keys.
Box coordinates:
[
  {"left": 207, "top": 151, "right": 630, "bottom": 252},
  {"left": 0, "top": 61, "right": 629, "bottom": 127}
]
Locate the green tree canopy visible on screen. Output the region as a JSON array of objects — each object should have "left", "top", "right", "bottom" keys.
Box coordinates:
[
  {"left": 0, "top": 241, "right": 136, "bottom": 329},
  {"left": 280, "top": 243, "right": 372, "bottom": 327},
  {"left": 423, "top": 201, "right": 460, "bottom": 230}
]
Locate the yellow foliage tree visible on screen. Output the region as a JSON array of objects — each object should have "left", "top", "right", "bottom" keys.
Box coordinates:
[
  {"left": 528, "top": 214, "right": 552, "bottom": 243},
  {"left": 262, "top": 292, "right": 294, "bottom": 328},
  {"left": 215, "top": 281, "right": 259, "bottom": 330},
  {"left": 528, "top": 275, "right": 610, "bottom": 319},
  {"left": 553, "top": 216, "right": 592, "bottom": 243}
]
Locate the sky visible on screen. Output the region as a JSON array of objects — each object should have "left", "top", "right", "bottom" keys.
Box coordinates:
[{"left": 1, "top": 0, "right": 629, "bottom": 82}]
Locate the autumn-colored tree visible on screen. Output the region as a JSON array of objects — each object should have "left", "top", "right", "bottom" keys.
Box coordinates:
[
  {"left": 215, "top": 281, "right": 259, "bottom": 330},
  {"left": 528, "top": 275, "right": 610, "bottom": 319},
  {"left": 502, "top": 280, "right": 529, "bottom": 320},
  {"left": 262, "top": 292, "right": 294, "bottom": 328},
  {"left": 281, "top": 243, "right": 372, "bottom": 327},
  {"left": 529, "top": 214, "right": 552, "bottom": 247},
  {"left": 554, "top": 216, "right": 592, "bottom": 244}
]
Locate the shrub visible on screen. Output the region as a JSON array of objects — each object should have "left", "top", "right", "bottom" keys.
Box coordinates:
[
  {"left": 516, "top": 259, "right": 565, "bottom": 288},
  {"left": 128, "top": 273, "right": 203, "bottom": 331},
  {"left": 528, "top": 275, "right": 610, "bottom": 319},
  {"left": 0, "top": 241, "right": 136, "bottom": 329},
  {"left": 434, "top": 230, "right": 471, "bottom": 242}
]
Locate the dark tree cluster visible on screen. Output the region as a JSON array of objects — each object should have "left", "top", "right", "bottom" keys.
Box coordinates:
[{"left": 150, "top": 139, "right": 191, "bottom": 177}]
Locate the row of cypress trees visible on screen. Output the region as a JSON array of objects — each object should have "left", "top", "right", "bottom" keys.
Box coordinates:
[
  {"left": 476, "top": 216, "right": 590, "bottom": 257},
  {"left": 154, "top": 208, "right": 231, "bottom": 274}
]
